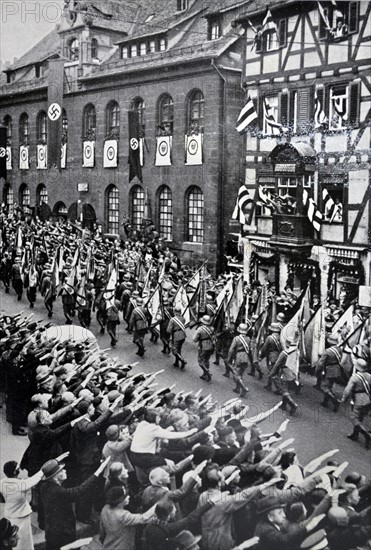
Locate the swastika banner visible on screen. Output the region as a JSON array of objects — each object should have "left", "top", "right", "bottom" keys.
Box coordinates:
[
  {"left": 37, "top": 144, "right": 47, "bottom": 170},
  {"left": 19, "top": 146, "right": 29, "bottom": 170}
]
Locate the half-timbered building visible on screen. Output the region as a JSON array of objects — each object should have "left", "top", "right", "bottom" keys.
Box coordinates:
[{"left": 236, "top": 0, "right": 370, "bottom": 303}]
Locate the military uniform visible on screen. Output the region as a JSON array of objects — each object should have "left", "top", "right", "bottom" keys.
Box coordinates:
[
  {"left": 260, "top": 325, "right": 282, "bottom": 390},
  {"left": 193, "top": 316, "right": 215, "bottom": 382},
  {"left": 167, "top": 309, "right": 187, "bottom": 369},
  {"left": 106, "top": 300, "right": 121, "bottom": 346},
  {"left": 129, "top": 300, "right": 150, "bottom": 356},
  {"left": 316, "top": 344, "right": 343, "bottom": 412},
  {"left": 227, "top": 324, "right": 251, "bottom": 397},
  {"left": 269, "top": 346, "right": 298, "bottom": 414},
  {"left": 342, "top": 362, "right": 371, "bottom": 448}
]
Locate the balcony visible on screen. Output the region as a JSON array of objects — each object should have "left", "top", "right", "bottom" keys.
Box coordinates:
[{"left": 270, "top": 213, "right": 314, "bottom": 254}]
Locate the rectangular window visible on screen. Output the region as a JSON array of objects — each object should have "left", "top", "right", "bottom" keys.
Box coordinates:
[
  {"left": 121, "top": 46, "right": 128, "bottom": 59},
  {"left": 149, "top": 40, "right": 156, "bottom": 53},
  {"left": 159, "top": 38, "right": 167, "bottom": 51},
  {"left": 329, "top": 84, "right": 348, "bottom": 129},
  {"left": 296, "top": 87, "right": 312, "bottom": 134},
  {"left": 263, "top": 95, "right": 279, "bottom": 135},
  {"left": 209, "top": 20, "right": 221, "bottom": 40},
  {"left": 319, "top": 6, "right": 333, "bottom": 40},
  {"left": 131, "top": 44, "right": 138, "bottom": 57},
  {"left": 263, "top": 29, "right": 278, "bottom": 51},
  {"left": 140, "top": 43, "right": 147, "bottom": 56},
  {"left": 278, "top": 19, "right": 287, "bottom": 47},
  {"left": 320, "top": 175, "right": 345, "bottom": 223},
  {"left": 177, "top": 0, "right": 188, "bottom": 11},
  {"left": 257, "top": 176, "right": 275, "bottom": 217},
  {"left": 347, "top": 2, "right": 359, "bottom": 33}
]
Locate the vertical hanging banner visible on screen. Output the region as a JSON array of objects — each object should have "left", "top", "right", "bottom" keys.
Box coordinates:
[
  {"left": 128, "top": 110, "right": 143, "bottom": 182},
  {"left": 61, "top": 143, "right": 67, "bottom": 169},
  {"left": 47, "top": 58, "right": 65, "bottom": 170},
  {"left": 155, "top": 136, "right": 172, "bottom": 166},
  {"left": 185, "top": 133, "right": 203, "bottom": 165},
  {"left": 37, "top": 144, "right": 47, "bottom": 169},
  {"left": 0, "top": 126, "right": 6, "bottom": 181},
  {"left": 103, "top": 140, "right": 118, "bottom": 168},
  {"left": 6, "top": 147, "right": 12, "bottom": 171},
  {"left": 19, "top": 146, "right": 29, "bottom": 169},
  {"left": 83, "top": 141, "right": 95, "bottom": 167}
]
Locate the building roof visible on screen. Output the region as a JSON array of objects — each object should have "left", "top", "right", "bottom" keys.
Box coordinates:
[
  {"left": 7, "top": 27, "right": 60, "bottom": 71},
  {"left": 235, "top": 0, "right": 298, "bottom": 21}
]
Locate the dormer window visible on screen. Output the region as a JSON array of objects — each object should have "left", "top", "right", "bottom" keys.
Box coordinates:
[
  {"left": 159, "top": 37, "right": 167, "bottom": 51},
  {"left": 140, "top": 42, "right": 147, "bottom": 56},
  {"left": 131, "top": 44, "right": 138, "bottom": 57},
  {"left": 149, "top": 40, "right": 156, "bottom": 53},
  {"left": 121, "top": 46, "right": 129, "bottom": 59},
  {"left": 177, "top": 0, "right": 188, "bottom": 11},
  {"left": 35, "top": 64, "right": 41, "bottom": 78},
  {"left": 209, "top": 19, "right": 221, "bottom": 40}
]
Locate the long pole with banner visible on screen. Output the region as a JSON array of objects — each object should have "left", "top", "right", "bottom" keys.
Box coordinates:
[
  {"left": 0, "top": 125, "right": 7, "bottom": 182},
  {"left": 47, "top": 58, "right": 65, "bottom": 170}
]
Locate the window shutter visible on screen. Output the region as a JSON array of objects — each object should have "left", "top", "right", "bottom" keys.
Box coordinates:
[
  {"left": 316, "top": 87, "right": 325, "bottom": 121},
  {"left": 258, "top": 95, "right": 264, "bottom": 132},
  {"left": 255, "top": 35, "right": 262, "bottom": 52},
  {"left": 318, "top": 7, "right": 332, "bottom": 40},
  {"left": 289, "top": 92, "right": 296, "bottom": 128},
  {"left": 278, "top": 19, "right": 287, "bottom": 47},
  {"left": 280, "top": 93, "right": 288, "bottom": 127},
  {"left": 348, "top": 2, "right": 359, "bottom": 33},
  {"left": 297, "top": 88, "right": 312, "bottom": 133},
  {"left": 348, "top": 81, "right": 360, "bottom": 126}
]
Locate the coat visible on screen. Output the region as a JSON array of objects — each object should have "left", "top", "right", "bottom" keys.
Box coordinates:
[
  {"left": 227, "top": 334, "right": 252, "bottom": 368},
  {"left": 39, "top": 475, "right": 98, "bottom": 548},
  {"left": 69, "top": 410, "right": 112, "bottom": 466},
  {"left": 100, "top": 504, "right": 155, "bottom": 550},
  {"left": 254, "top": 518, "right": 307, "bottom": 550},
  {"left": 20, "top": 422, "right": 71, "bottom": 476}
]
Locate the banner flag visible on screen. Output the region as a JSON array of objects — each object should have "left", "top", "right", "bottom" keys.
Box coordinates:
[
  {"left": 128, "top": 110, "right": 143, "bottom": 182},
  {"left": 0, "top": 126, "right": 6, "bottom": 180},
  {"left": 19, "top": 146, "right": 29, "bottom": 170},
  {"left": 104, "top": 140, "right": 118, "bottom": 168},
  {"left": 37, "top": 145, "right": 47, "bottom": 170},
  {"left": 83, "top": 141, "right": 95, "bottom": 167},
  {"left": 47, "top": 58, "right": 64, "bottom": 169},
  {"left": 185, "top": 133, "right": 203, "bottom": 165},
  {"left": 155, "top": 136, "right": 172, "bottom": 166}
]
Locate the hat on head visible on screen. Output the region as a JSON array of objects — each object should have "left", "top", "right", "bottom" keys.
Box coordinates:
[
  {"left": 106, "top": 424, "right": 120, "bottom": 441},
  {"left": 201, "top": 315, "right": 212, "bottom": 326},
  {"left": 237, "top": 323, "right": 249, "bottom": 335},
  {"left": 257, "top": 496, "right": 285, "bottom": 515},
  {"left": 174, "top": 305, "right": 182, "bottom": 313},
  {"left": 132, "top": 291, "right": 140, "bottom": 298},
  {"left": 327, "top": 334, "right": 339, "bottom": 346},
  {"left": 106, "top": 486, "right": 127, "bottom": 506},
  {"left": 36, "top": 372, "right": 53, "bottom": 386},
  {"left": 0, "top": 518, "right": 18, "bottom": 542},
  {"left": 54, "top": 365, "right": 67, "bottom": 376},
  {"left": 221, "top": 465, "right": 239, "bottom": 479},
  {"left": 193, "top": 445, "right": 215, "bottom": 465},
  {"left": 277, "top": 313, "right": 286, "bottom": 322},
  {"left": 251, "top": 314, "right": 259, "bottom": 321},
  {"left": 354, "top": 357, "right": 368, "bottom": 371},
  {"left": 269, "top": 323, "right": 281, "bottom": 333},
  {"left": 136, "top": 297, "right": 143, "bottom": 305},
  {"left": 300, "top": 529, "right": 328, "bottom": 550},
  {"left": 173, "top": 530, "right": 202, "bottom": 550},
  {"left": 125, "top": 281, "right": 133, "bottom": 288},
  {"left": 42, "top": 459, "right": 64, "bottom": 480},
  {"left": 77, "top": 400, "right": 91, "bottom": 415},
  {"left": 344, "top": 471, "right": 366, "bottom": 487}
]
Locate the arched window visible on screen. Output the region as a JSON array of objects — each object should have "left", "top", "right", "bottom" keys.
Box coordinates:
[
  {"left": 131, "top": 97, "right": 145, "bottom": 133},
  {"left": 130, "top": 185, "right": 145, "bottom": 230},
  {"left": 3, "top": 115, "right": 12, "bottom": 144},
  {"left": 187, "top": 90, "right": 205, "bottom": 132},
  {"left": 83, "top": 103, "right": 96, "bottom": 140},
  {"left": 3, "top": 185, "right": 14, "bottom": 214},
  {"left": 36, "top": 184, "right": 48, "bottom": 205},
  {"left": 19, "top": 113, "right": 30, "bottom": 146},
  {"left": 37, "top": 111, "right": 48, "bottom": 143},
  {"left": 68, "top": 37, "right": 79, "bottom": 61},
  {"left": 186, "top": 186, "right": 204, "bottom": 242},
  {"left": 105, "top": 185, "right": 119, "bottom": 234},
  {"left": 91, "top": 38, "right": 98, "bottom": 59},
  {"left": 158, "top": 186, "right": 173, "bottom": 240},
  {"left": 106, "top": 101, "right": 120, "bottom": 137},
  {"left": 157, "top": 94, "right": 174, "bottom": 135},
  {"left": 62, "top": 109, "right": 68, "bottom": 142},
  {"left": 19, "top": 184, "right": 30, "bottom": 208}
]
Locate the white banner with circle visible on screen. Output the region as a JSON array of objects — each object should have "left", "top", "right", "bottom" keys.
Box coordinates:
[
  {"left": 6, "top": 147, "right": 12, "bottom": 170},
  {"left": 104, "top": 139, "right": 118, "bottom": 168},
  {"left": 19, "top": 146, "right": 29, "bottom": 170},
  {"left": 82, "top": 141, "right": 95, "bottom": 168},
  {"left": 155, "top": 136, "right": 172, "bottom": 166},
  {"left": 37, "top": 144, "right": 47, "bottom": 169},
  {"left": 185, "top": 133, "right": 203, "bottom": 165}
]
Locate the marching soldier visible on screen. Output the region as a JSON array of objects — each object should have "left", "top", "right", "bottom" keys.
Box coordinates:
[
  {"left": 77, "top": 282, "right": 94, "bottom": 329},
  {"left": 11, "top": 256, "right": 23, "bottom": 301},
  {"left": 125, "top": 290, "right": 140, "bottom": 333},
  {"left": 120, "top": 280, "right": 133, "bottom": 326},
  {"left": 193, "top": 315, "right": 215, "bottom": 382},
  {"left": 167, "top": 305, "right": 187, "bottom": 370},
  {"left": 205, "top": 294, "right": 217, "bottom": 321},
  {"left": 159, "top": 297, "right": 173, "bottom": 354},
  {"left": 25, "top": 263, "right": 38, "bottom": 309},
  {"left": 269, "top": 337, "right": 299, "bottom": 415},
  {"left": 214, "top": 323, "right": 235, "bottom": 378},
  {"left": 227, "top": 323, "right": 251, "bottom": 398},
  {"left": 341, "top": 356, "right": 371, "bottom": 449},
  {"left": 129, "top": 297, "right": 150, "bottom": 357},
  {"left": 260, "top": 323, "right": 282, "bottom": 391},
  {"left": 316, "top": 334, "right": 343, "bottom": 413},
  {"left": 0, "top": 251, "right": 12, "bottom": 293},
  {"left": 248, "top": 314, "right": 264, "bottom": 380},
  {"left": 106, "top": 299, "right": 121, "bottom": 347}
]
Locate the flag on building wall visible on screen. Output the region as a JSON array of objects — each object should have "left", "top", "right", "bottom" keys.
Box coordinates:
[
  {"left": 314, "top": 93, "right": 327, "bottom": 128},
  {"left": 61, "top": 143, "right": 67, "bottom": 169},
  {"left": 332, "top": 88, "right": 348, "bottom": 120},
  {"left": 322, "top": 189, "right": 335, "bottom": 218},
  {"left": 155, "top": 136, "right": 172, "bottom": 166},
  {"left": 6, "top": 147, "right": 12, "bottom": 171},
  {"left": 232, "top": 184, "right": 253, "bottom": 224},
  {"left": 139, "top": 137, "right": 145, "bottom": 167},
  {"left": 0, "top": 126, "right": 6, "bottom": 180},
  {"left": 261, "top": 8, "right": 278, "bottom": 32},
  {"left": 47, "top": 58, "right": 64, "bottom": 170},
  {"left": 104, "top": 140, "right": 118, "bottom": 168},
  {"left": 236, "top": 94, "right": 258, "bottom": 134},
  {"left": 303, "top": 190, "right": 322, "bottom": 232},
  {"left": 263, "top": 98, "right": 287, "bottom": 135},
  {"left": 83, "top": 141, "right": 95, "bottom": 168},
  {"left": 128, "top": 110, "right": 143, "bottom": 182},
  {"left": 37, "top": 144, "right": 47, "bottom": 170},
  {"left": 185, "top": 133, "right": 203, "bottom": 165},
  {"left": 317, "top": 2, "right": 333, "bottom": 32},
  {"left": 19, "top": 146, "right": 29, "bottom": 170}
]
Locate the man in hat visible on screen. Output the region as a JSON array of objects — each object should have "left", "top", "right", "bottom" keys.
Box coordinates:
[
  {"left": 276, "top": 312, "right": 287, "bottom": 332},
  {"left": 11, "top": 256, "right": 23, "bottom": 301},
  {"left": 205, "top": 294, "right": 217, "bottom": 321},
  {"left": 341, "top": 356, "right": 371, "bottom": 449},
  {"left": 268, "top": 338, "right": 299, "bottom": 415},
  {"left": 255, "top": 497, "right": 324, "bottom": 550},
  {"left": 193, "top": 315, "right": 215, "bottom": 382},
  {"left": 260, "top": 323, "right": 282, "bottom": 391},
  {"left": 0, "top": 251, "right": 12, "bottom": 294},
  {"left": 315, "top": 334, "right": 343, "bottom": 412},
  {"left": 24, "top": 262, "right": 38, "bottom": 309},
  {"left": 129, "top": 297, "right": 150, "bottom": 356},
  {"left": 174, "top": 530, "right": 201, "bottom": 550},
  {"left": 159, "top": 296, "right": 173, "bottom": 354},
  {"left": 106, "top": 299, "right": 121, "bottom": 347},
  {"left": 167, "top": 305, "right": 187, "bottom": 369},
  {"left": 227, "top": 323, "right": 252, "bottom": 398},
  {"left": 119, "top": 278, "right": 133, "bottom": 326},
  {"left": 248, "top": 314, "right": 264, "bottom": 380},
  {"left": 0, "top": 518, "right": 19, "bottom": 550},
  {"left": 39, "top": 456, "right": 109, "bottom": 550}
]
